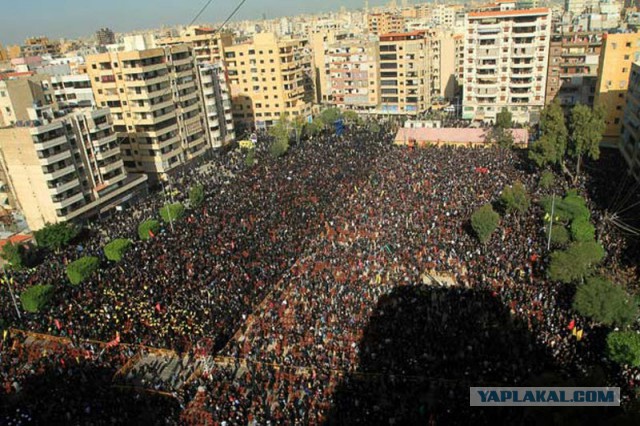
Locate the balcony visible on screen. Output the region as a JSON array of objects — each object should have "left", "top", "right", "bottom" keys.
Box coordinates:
[
  {"left": 39, "top": 150, "right": 72, "bottom": 166},
  {"left": 34, "top": 134, "right": 67, "bottom": 151},
  {"left": 49, "top": 178, "right": 80, "bottom": 195},
  {"left": 123, "top": 62, "right": 166, "bottom": 74},
  {"left": 99, "top": 159, "right": 124, "bottom": 175},
  {"left": 52, "top": 192, "right": 84, "bottom": 210},
  {"left": 95, "top": 146, "right": 119, "bottom": 161},
  {"left": 91, "top": 133, "right": 118, "bottom": 148}
]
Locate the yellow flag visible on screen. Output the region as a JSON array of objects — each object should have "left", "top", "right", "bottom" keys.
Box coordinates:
[
  {"left": 2, "top": 329, "right": 7, "bottom": 340},
  {"left": 576, "top": 329, "right": 583, "bottom": 341},
  {"left": 571, "top": 327, "right": 578, "bottom": 337}
]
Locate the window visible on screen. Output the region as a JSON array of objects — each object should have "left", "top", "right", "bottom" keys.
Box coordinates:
[{"left": 625, "top": 55, "right": 630, "bottom": 60}]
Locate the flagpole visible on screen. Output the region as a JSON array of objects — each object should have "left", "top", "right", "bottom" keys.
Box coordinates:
[
  {"left": 547, "top": 194, "right": 555, "bottom": 251},
  {"left": 4, "top": 274, "right": 21, "bottom": 320}
]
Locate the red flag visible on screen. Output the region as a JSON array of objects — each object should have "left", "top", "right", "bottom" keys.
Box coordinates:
[
  {"left": 54, "top": 319, "right": 62, "bottom": 330},
  {"left": 106, "top": 331, "right": 120, "bottom": 348},
  {"left": 568, "top": 320, "right": 576, "bottom": 330},
  {"left": 148, "top": 229, "right": 155, "bottom": 238},
  {"left": 155, "top": 303, "right": 162, "bottom": 313}
]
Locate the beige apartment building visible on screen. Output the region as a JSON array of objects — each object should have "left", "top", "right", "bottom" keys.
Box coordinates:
[
  {"left": 368, "top": 12, "right": 405, "bottom": 36},
  {"left": 225, "top": 33, "right": 314, "bottom": 130},
  {"left": 594, "top": 32, "right": 640, "bottom": 144},
  {"left": 86, "top": 45, "right": 208, "bottom": 181},
  {"left": 0, "top": 73, "right": 55, "bottom": 127},
  {"left": 156, "top": 27, "right": 233, "bottom": 65},
  {"left": 378, "top": 31, "right": 432, "bottom": 116},
  {"left": 463, "top": 7, "right": 552, "bottom": 124},
  {"left": 325, "top": 38, "right": 380, "bottom": 112},
  {"left": 158, "top": 27, "right": 235, "bottom": 148},
  {"left": 0, "top": 106, "right": 147, "bottom": 230},
  {"left": 22, "top": 37, "right": 61, "bottom": 57},
  {"left": 427, "top": 30, "right": 458, "bottom": 102}
]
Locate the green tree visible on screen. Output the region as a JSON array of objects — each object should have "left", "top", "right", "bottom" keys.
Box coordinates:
[
  {"left": 320, "top": 107, "right": 342, "bottom": 126},
  {"left": 539, "top": 170, "right": 555, "bottom": 190},
  {"left": 159, "top": 203, "right": 185, "bottom": 223},
  {"left": 471, "top": 204, "right": 500, "bottom": 243},
  {"left": 574, "top": 277, "right": 638, "bottom": 326},
  {"left": 548, "top": 241, "right": 605, "bottom": 283},
  {"left": 529, "top": 101, "right": 568, "bottom": 168},
  {"left": 1, "top": 241, "right": 25, "bottom": 269},
  {"left": 34, "top": 222, "right": 79, "bottom": 253},
  {"left": 66, "top": 256, "right": 100, "bottom": 285},
  {"left": 607, "top": 331, "right": 640, "bottom": 366},
  {"left": 103, "top": 238, "right": 132, "bottom": 262},
  {"left": 499, "top": 181, "right": 530, "bottom": 214},
  {"left": 138, "top": 219, "right": 160, "bottom": 241},
  {"left": 495, "top": 107, "right": 512, "bottom": 129},
  {"left": 342, "top": 110, "right": 362, "bottom": 125},
  {"left": 20, "top": 284, "right": 54, "bottom": 313},
  {"left": 547, "top": 224, "right": 570, "bottom": 247},
  {"left": 569, "top": 104, "right": 606, "bottom": 182},
  {"left": 367, "top": 120, "right": 381, "bottom": 134},
  {"left": 189, "top": 185, "right": 205, "bottom": 208},
  {"left": 542, "top": 192, "right": 590, "bottom": 224},
  {"left": 245, "top": 148, "right": 256, "bottom": 166},
  {"left": 269, "top": 117, "right": 290, "bottom": 157},
  {"left": 571, "top": 217, "right": 596, "bottom": 243}
]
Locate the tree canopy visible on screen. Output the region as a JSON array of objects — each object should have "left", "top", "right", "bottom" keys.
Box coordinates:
[
  {"left": 159, "top": 203, "right": 185, "bottom": 223},
  {"left": 548, "top": 241, "right": 605, "bottom": 284},
  {"left": 189, "top": 185, "right": 205, "bottom": 208},
  {"left": 471, "top": 204, "right": 500, "bottom": 243},
  {"left": 319, "top": 107, "right": 342, "bottom": 125},
  {"left": 66, "top": 256, "right": 100, "bottom": 286},
  {"left": 20, "top": 284, "right": 54, "bottom": 313},
  {"left": 104, "top": 239, "right": 133, "bottom": 262},
  {"left": 607, "top": 331, "right": 640, "bottom": 366},
  {"left": 138, "top": 220, "right": 160, "bottom": 241},
  {"left": 495, "top": 107, "right": 512, "bottom": 129},
  {"left": 529, "top": 101, "right": 567, "bottom": 168},
  {"left": 1, "top": 241, "right": 25, "bottom": 270},
  {"left": 499, "top": 181, "right": 530, "bottom": 214},
  {"left": 269, "top": 117, "right": 290, "bottom": 157},
  {"left": 34, "top": 222, "right": 79, "bottom": 252},
  {"left": 569, "top": 104, "right": 605, "bottom": 181},
  {"left": 573, "top": 277, "right": 637, "bottom": 326},
  {"left": 539, "top": 170, "right": 555, "bottom": 190}
]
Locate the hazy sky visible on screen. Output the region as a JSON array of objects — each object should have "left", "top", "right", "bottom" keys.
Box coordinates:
[{"left": 0, "top": 0, "right": 391, "bottom": 46}]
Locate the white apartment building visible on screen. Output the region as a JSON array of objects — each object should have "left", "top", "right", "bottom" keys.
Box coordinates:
[
  {"left": 196, "top": 62, "right": 235, "bottom": 149},
  {"left": 463, "top": 7, "right": 552, "bottom": 124},
  {"left": 622, "top": 62, "right": 640, "bottom": 182},
  {"left": 50, "top": 74, "right": 96, "bottom": 109}
]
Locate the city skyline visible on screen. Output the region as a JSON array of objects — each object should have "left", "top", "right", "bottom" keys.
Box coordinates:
[{"left": 0, "top": 0, "right": 391, "bottom": 45}]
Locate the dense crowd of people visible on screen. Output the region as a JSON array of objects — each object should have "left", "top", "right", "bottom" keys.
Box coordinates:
[{"left": 1, "top": 122, "right": 639, "bottom": 424}]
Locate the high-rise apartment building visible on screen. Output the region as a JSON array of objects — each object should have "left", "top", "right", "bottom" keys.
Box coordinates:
[
  {"left": 621, "top": 61, "right": 640, "bottom": 181},
  {"left": 0, "top": 43, "right": 7, "bottom": 61},
  {"left": 0, "top": 74, "right": 56, "bottom": 127},
  {"left": 50, "top": 74, "right": 96, "bottom": 110},
  {"left": 96, "top": 28, "right": 116, "bottom": 46},
  {"left": 368, "top": 12, "right": 405, "bottom": 36},
  {"left": 594, "top": 32, "right": 640, "bottom": 144},
  {"left": 196, "top": 63, "right": 234, "bottom": 148},
  {"left": 427, "top": 30, "right": 458, "bottom": 101},
  {"left": 545, "top": 31, "right": 602, "bottom": 108},
  {"left": 0, "top": 106, "right": 147, "bottom": 230},
  {"left": 157, "top": 27, "right": 235, "bottom": 148},
  {"left": 325, "top": 38, "right": 380, "bottom": 112},
  {"left": 463, "top": 7, "right": 552, "bottom": 124},
  {"left": 378, "top": 31, "right": 432, "bottom": 116},
  {"left": 86, "top": 45, "right": 208, "bottom": 182},
  {"left": 225, "top": 33, "right": 314, "bottom": 130},
  {"left": 157, "top": 27, "right": 233, "bottom": 65}
]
